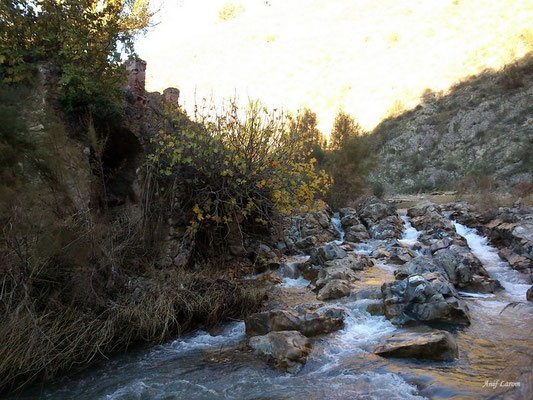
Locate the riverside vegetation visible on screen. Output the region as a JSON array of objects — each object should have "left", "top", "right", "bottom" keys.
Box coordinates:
[{"left": 1, "top": 0, "right": 533, "bottom": 398}]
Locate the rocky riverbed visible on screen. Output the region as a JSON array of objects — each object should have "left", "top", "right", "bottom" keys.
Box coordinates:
[{"left": 15, "top": 198, "right": 533, "bottom": 399}]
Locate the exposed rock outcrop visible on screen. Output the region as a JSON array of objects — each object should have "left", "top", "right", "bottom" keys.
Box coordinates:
[{"left": 381, "top": 272, "right": 471, "bottom": 326}]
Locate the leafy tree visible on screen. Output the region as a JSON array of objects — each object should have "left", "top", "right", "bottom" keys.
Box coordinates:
[
  {"left": 149, "top": 100, "right": 331, "bottom": 239},
  {"left": 323, "top": 110, "right": 372, "bottom": 208},
  {"left": 0, "top": 0, "right": 152, "bottom": 117},
  {"left": 289, "top": 107, "right": 327, "bottom": 164},
  {"left": 329, "top": 110, "right": 363, "bottom": 150}
]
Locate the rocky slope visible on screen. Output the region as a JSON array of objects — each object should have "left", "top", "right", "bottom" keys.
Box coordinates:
[{"left": 368, "top": 55, "right": 533, "bottom": 193}]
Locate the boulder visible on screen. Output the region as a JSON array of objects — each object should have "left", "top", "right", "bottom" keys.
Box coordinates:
[
  {"left": 429, "top": 237, "right": 453, "bottom": 254},
  {"left": 375, "top": 330, "right": 458, "bottom": 361},
  {"left": 366, "top": 302, "right": 385, "bottom": 316},
  {"left": 253, "top": 244, "right": 281, "bottom": 272},
  {"left": 390, "top": 247, "right": 416, "bottom": 264},
  {"left": 381, "top": 272, "right": 471, "bottom": 326},
  {"left": 245, "top": 309, "right": 344, "bottom": 337},
  {"left": 283, "top": 209, "right": 337, "bottom": 250},
  {"left": 249, "top": 330, "right": 312, "bottom": 373},
  {"left": 317, "top": 279, "right": 351, "bottom": 301},
  {"left": 344, "top": 224, "right": 370, "bottom": 243},
  {"left": 339, "top": 207, "right": 359, "bottom": 228},
  {"left": 309, "top": 242, "right": 347, "bottom": 265},
  {"left": 397, "top": 255, "right": 448, "bottom": 279},
  {"left": 324, "top": 253, "right": 371, "bottom": 271},
  {"left": 368, "top": 216, "right": 404, "bottom": 240},
  {"left": 407, "top": 201, "right": 441, "bottom": 218},
  {"left": 314, "top": 264, "right": 358, "bottom": 290},
  {"left": 358, "top": 198, "right": 397, "bottom": 225},
  {"left": 433, "top": 245, "right": 501, "bottom": 293},
  {"left": 498, "top": 248, "right": 532, "bottom": 271}
]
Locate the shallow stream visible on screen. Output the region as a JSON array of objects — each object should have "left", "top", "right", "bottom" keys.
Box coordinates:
[{"left": 15, "top": 216, "right": 533, "bottom": 399}]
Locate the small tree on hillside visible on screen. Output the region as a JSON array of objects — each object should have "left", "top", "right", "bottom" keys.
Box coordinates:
[
  {"left": 329, "top": 110, "right": 362, "bottom": 150},
  {"left": 289, "top": 107, "right": 327, "bottom": 164}
]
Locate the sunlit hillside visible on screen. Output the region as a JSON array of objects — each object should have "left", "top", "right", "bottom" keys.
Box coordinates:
[{"left": 137, "top": 0, "right": 533, "bottom": 134}]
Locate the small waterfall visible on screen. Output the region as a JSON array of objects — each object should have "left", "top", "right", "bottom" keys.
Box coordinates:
[
  {"left": 331, "top": 213, "right": 345, "bottom": 244},
  {"left": 398, "top": 214, "right": 422, "bottom": 253},
  {"left": 452, "top": 220, "right": 530, "bottom": 300},
  {"left": 280, "top": 255, "right": 311, "bottom": 287}
]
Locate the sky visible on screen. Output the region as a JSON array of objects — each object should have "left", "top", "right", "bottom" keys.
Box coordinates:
[{"left": 136, "top": 0, "right": 533, "bottom": 135}]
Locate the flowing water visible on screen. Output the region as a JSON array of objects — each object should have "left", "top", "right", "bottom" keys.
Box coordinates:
[{"left": 15, "top": 216, "right": 533, "bottom": 400}]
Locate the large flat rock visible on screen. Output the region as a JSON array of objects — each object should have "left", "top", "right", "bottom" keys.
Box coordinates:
[{"left": 375, "top": 330, "right": 458, "bottom": 361}]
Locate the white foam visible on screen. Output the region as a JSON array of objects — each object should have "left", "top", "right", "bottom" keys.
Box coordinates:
[
  {"left": 452, "top": 221, "right": 530, "bottom": 300},
  {"left": 354, "top": 243, "right": 374, "bottom": 255},
  {"left": 458, "top": 291, "right": 495, "bottom": 298},
  {"left": 282, "top": 276, "right": 311, "bottom": 288},
  {"left": 331, "top": 213, "right": 345, "bottom": 244},
  {"left": 164, "top": 321, "right": 245, "bottom": 352},
  {"left": 398, "top": 214, "right": 421, "bottom": 248}
]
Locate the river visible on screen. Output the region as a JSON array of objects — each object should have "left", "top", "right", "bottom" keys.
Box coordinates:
[{"left": 14, "top": 214, "right": 533, "bottom": 399}]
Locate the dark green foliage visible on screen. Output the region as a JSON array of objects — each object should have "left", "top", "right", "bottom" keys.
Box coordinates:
[
  {"left": 0, "top": 0, "right": 151, "bottom": 119},
  {"left": 372, "top": 181, "right": 385, "bottom": 198}
]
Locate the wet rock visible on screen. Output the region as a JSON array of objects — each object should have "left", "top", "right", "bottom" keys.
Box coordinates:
[
  {"left": 398, "top": 255, "right": 448, "bottom": 278},
  {"left": 375, "top": 330, "right": 458, "bottom": 361},
  {"left": 339, "top": 207, "right": 360, "bottom": 228},
  {"left": 253, "top": 244, "right": 281, "bottom": 272},
  {"left": 366, "top": 301, "right": 385, "bottom": 316},
  {"left": 297, "top": 260, "right": 322, "bottom": 281},
  {"left": 353, "top": 288, "right": 383, "bottom": 300},
  {"left": 283, "top": 209, "right": 337, "bottom": 251},
  {"left": 344, "top": 224, "right": 370, "bottom": 243},
  {"left": 296, "top": 236, "right": 318, "bottom": 250},
  {"left": 433, "top": 245, "right": 501, "bottom": 293},
  {"left": 249, "top": 330, "right": 312, "bottom": 373},
  {"left": 374, "top": 249, "right": 391, "bottom": 259},
  {"left": 498, "top": 248, "right": 532, "bottom": 271},
  {"left": 368, "top": 216, "right": 404, "bottom": 240},
  {"left": 317, "top": 279, "right": 351, "bottom": 301},
  {"left": 390, "top": 247, "right": 416, "bottom": 264},
  {"left": 407, "top": 201, "right": 442, "bottom": 218},
  {"left": 358, "top": 197, "right": 397, "bottom": 225},
  {"left": 257, "top": 273, "right": 283, "bottom": 285},
  {"left": 324, "top": 253, "right": 371, "bottom": 271},
  {"left": 429, "top": 237, "right": 453, "bottom": 254},
  {"left": 245, "top": 309, "right": 344, "bottom": 337},
  {"left": 381, "top": 272, "right": 471, "bottom": 326},
  {"left": 309, "top": 242, "right": 347, "bottom": 265},
  {"left": 527, "top": 286, "right": 533, "bottom": 301},
  {"left": 314, "top": 264, "right": 358, "bottom": 290}
]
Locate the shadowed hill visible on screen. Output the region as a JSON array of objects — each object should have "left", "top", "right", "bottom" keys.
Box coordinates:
[{"left": 368, "top": 55, "right": 533, "bottom": 193}]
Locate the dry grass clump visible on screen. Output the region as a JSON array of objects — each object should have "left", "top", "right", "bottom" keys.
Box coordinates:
[{"left": 0, "top": 248, "right": 263, "bottom": 393}]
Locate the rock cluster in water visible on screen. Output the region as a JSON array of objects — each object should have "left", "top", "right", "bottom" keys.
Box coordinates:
[{"left": 244, "top": 197, "right": 532, "bottom": 371}]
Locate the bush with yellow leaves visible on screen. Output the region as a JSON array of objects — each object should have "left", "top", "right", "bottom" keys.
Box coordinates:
[{"left": 148, "top": 100, "right": 331, "bottom": 241}]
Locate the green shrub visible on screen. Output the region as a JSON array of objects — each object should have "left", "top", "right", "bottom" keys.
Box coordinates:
[
  {"left": 372, "top": 182, "right": 385, "bottom": 198},
  {"left": 0, "top": 0, "right": 152, "bottom": 119}
]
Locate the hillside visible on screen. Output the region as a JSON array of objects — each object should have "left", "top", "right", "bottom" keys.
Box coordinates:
[
  {"left": 368, "top": 55, "right": 533, "bottom": 193},
  {"left": 138, "top": 0, "right": 533, "bottom": 133}
]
